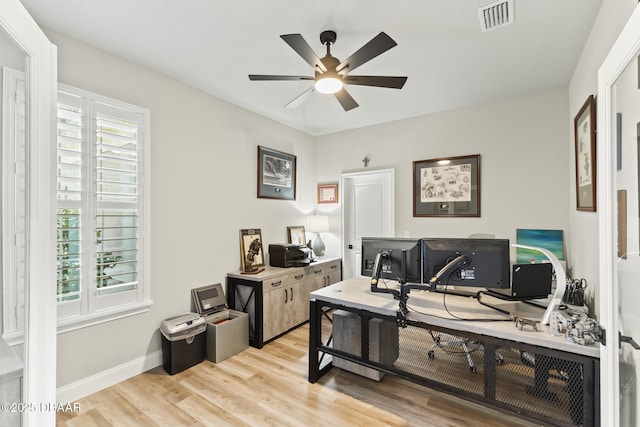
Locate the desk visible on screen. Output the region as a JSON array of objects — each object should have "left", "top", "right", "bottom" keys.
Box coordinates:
[{"left": 309, "top": 278, "right": 599, "bottom": 427}]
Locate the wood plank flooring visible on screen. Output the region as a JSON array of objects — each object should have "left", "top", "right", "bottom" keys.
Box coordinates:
[{"left": 57, "top": 324, "right": 544, "bottom": 427}]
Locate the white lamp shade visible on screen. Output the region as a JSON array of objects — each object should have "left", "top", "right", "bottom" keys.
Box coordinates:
[{"left": 307, "top": 215, "right": 329, "bottom": 233}]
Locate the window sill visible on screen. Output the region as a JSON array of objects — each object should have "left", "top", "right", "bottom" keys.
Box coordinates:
[{"left": 57, "top": 300, "right": 154, "bottom": 334}]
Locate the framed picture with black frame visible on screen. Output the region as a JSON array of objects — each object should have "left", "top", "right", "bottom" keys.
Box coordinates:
[
  {"left": 574, "top": 94, "right": 596, "bottom": 212},
  {"left": 413, "top": 154, "right": 480, "bottom": 217},
  {"left": 257, "top": 146, "right": 296, "bottom": 200}
]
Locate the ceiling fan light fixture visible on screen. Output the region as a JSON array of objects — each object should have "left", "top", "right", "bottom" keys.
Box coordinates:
[{"left": 315, "top": 75, "right": 343, "bottom": 94}]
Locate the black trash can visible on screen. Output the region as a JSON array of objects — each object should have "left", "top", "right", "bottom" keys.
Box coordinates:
[{"left": 160, "top": 313, "right": 206, "bottom": 375}]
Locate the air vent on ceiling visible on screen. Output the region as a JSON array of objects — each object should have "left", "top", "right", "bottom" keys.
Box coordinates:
[{"left": 478, "top": 0, "right": 514, "bottom": 32}]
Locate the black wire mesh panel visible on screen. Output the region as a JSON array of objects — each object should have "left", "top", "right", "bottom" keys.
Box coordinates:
[
  {"left": 311, "top": 301, "right": 596, "bottom": 427},
  {"left": 395, "top": 327, "right": 485, "bottom": 397},
  {"left": 495, "top": 348, "right": 585, "bottom": 426}
]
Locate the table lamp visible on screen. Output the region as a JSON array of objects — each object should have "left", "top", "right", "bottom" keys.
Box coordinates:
[
  {"left": 512, "top": 244, "right": 567, "bottom": 325},
  {"left": 307, "top": 215, "right": 329, "bottom": 258}
]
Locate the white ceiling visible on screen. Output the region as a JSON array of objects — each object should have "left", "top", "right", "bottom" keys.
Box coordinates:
[{"left": 21, "top": 0, "right": 602, "bottom": 136}]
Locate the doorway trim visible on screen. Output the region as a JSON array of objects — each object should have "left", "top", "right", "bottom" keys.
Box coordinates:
[
  {"left": 1, "top": 1, "right": 57, "bottom": 424},
  {"left": 340, "top": 168, "right": 395, "bottom": 277},
  {"left": 597, "top": 4, "right": 640, "bottom": 426}
]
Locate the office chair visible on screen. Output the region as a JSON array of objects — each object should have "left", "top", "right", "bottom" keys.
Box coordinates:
[
  {"left": 426, "top": 233, "right": 502, "bottom": 372},
  {"left": 427, "top": 333, "right": 483, "bottom": 372}
]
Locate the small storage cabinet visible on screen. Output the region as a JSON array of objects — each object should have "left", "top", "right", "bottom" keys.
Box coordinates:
[
  {"left": 262, "top": 270, "right": 309, "bottom": 342},
  {"left": 227, "top": 257, "right": 341, "bottom": 348},
  {"left": 307, "top": 259, "right": 341, "bottom": 293}
]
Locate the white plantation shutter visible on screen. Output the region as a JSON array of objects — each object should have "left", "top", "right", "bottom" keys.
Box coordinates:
[
  {"left": 2, "top": 67, "right": 28, "bottom": 338},
  {"left": 56, "top": 90, "right": 84, "bottom": 305},
  {"left": 56, "top": 84, "right": 150, "bottom": 329},
  {"left": 4, "top": 76, "right": 150, "bottom": 334},
  {"left": 94, "top": 103, "right": 140, "bottom": 297}
]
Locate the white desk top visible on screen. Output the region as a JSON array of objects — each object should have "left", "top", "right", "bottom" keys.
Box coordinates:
[{"left": 311, "top": 277, "right": 600, "bottom": 359}]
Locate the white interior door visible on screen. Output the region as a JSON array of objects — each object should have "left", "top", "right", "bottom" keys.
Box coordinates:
[
  {"left": 341, "top": 169, "right": 394, "bottom": 278},
  {"left": 0, "top": 2, "right": 57, "bottom": 426},
  {"left": 598, "top": 5, "right": 640, "bottom": 426}
]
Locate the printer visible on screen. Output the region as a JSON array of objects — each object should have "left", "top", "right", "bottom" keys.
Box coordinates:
[{"left": 269, "top": 243, "right": 312, "bottom": 267}]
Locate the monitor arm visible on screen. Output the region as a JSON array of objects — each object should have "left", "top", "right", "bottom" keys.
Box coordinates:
[
  {"left": 369, "top": 250, "right": 434, "bottom": 327},
  {"left": 429, "top": 253, "right": 471, "bottom": 286},
  {"left": 370, "top": 251, "right": 400, "bottom": 300}
]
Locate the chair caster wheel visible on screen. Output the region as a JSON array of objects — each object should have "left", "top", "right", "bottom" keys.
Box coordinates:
[
  {"left": 428, "top": 350, "right": 435, "bottom": 359},
  {"left": 470, "top": 366, "right": 477, "bottom": 373}
]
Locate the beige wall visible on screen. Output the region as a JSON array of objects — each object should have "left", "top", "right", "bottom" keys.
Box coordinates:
[
  {"left": 49, "top": 0, "right": 638, "bottom": 394},
  {"left": 568, "top": 0, "right": 638, "bottom": 314},
  {"left": 316, "top": 86, "right": 571, "bottom": 260},
  {"left": 48, "top": 30, "right": 317, "bottom": 387}
]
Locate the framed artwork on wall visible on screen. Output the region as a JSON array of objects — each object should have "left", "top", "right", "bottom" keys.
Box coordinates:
[
  {"left": 239, "top": 228, "right": 265, "bottom": 273},
  {"left": 257, "top": 146, "right": 296, "bottom": 200},
  {"left": 574, "top": 94, "right": 597, "bottom": 212},
  {"left": 287, "top": 225, "right": 306, "bottom": 246},
  {"left": 413, "top": 154, "right": 480, "bottom": 217},
  {"left": 317, "top": 183, "right": 338, "bottom": 204}
]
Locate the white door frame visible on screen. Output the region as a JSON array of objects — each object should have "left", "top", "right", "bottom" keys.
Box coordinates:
[
  {"left": 1, "top": 2, "right": 57, "bottom": 425},
  {"left": 597, "top": 4, "right": 640, "bottom": 426},
  {"left": 341, "top": 168, "right": 395, "bottom": 277}
]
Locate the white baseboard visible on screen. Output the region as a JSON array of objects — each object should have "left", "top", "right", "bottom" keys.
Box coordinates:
[{"left": 56, "top": 350, "right": 163, "bottom": 403}]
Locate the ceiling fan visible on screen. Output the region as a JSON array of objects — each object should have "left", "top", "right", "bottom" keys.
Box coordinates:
[{"left": 248, "top": 30, "right": 407, "bottom": 111}]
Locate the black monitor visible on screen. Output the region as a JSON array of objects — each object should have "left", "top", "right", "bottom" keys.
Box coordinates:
[
  {"left": 361, "top": 237, "right": 422, "bottom": 284},
  {"left": 422, "top": 238, "right": 510, "bottom": 291}
]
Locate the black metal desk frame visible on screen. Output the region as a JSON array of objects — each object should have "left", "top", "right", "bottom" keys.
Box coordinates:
[{"left": 308, "top": 298, "right": 600, "bottom": 427}]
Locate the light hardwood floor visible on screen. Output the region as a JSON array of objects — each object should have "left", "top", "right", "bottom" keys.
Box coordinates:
[{"left": 56, "top": 324, "right": 544, "bottom": 427}]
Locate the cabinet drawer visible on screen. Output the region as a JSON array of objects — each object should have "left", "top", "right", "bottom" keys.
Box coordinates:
[
  {"left": 308, "top": 265, "right": 326, "bottom": 277},
  {"left": 263, "top": 270, "right": 305, "bottom": 292}
]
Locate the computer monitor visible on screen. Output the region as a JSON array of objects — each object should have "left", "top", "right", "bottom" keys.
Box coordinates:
[
  {"left": 422, "top": 238, "right": 510, "bottom": 291},
  {"left": 361, "top": 237, "right": 422, "bottom": 284}
]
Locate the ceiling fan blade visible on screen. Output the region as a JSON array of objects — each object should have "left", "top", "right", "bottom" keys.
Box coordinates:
[
  {"left": 344, "top": 75, "right": 407, "bottom": 89},
  {"left": 336, "top": 32, "right": 397, "bottom": 74},
  {"left": 249, "top": 75, "right": 314, "bottom": 81},
  {"left": 284, "top": 87, "right": 315, "bottom": 109},
  {"left": 280, "top": 34, "right": 327, "bottom": 73},
  {"left": 334, "top": 88, "right": 359, "bottom": 111}
]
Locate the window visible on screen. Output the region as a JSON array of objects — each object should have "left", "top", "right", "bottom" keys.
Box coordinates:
[
  {"left": 56, "top": 85, "right": 151, "bottom": 331},
  {"left": 3, "top": 73, "right": 150, "bottom": 338}
]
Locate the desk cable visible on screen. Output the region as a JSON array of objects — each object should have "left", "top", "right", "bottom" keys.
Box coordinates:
[
  {"left": 402, "top": 284, "right": 512, "bottom": 323},
  {"left": 374, "top": 277, "right": 511, "bottom": 323}
]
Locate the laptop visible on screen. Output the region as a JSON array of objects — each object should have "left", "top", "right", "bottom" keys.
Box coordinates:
[{"left": 487, "top": 263, "right": 553, "bottom": 300}]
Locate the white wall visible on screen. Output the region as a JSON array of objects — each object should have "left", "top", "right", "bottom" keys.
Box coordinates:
[
  {"left": 47, "top": 30, "right": 317, "bottom": 388},
  {"left": 46, "top": 0, "right": 640, "bottom": 397},
  {"left": 316, "top": 87, "right": 571, "bottom": 261},
  {"left": 568, "top": 0, "right": 638, "bottom": 314}
]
